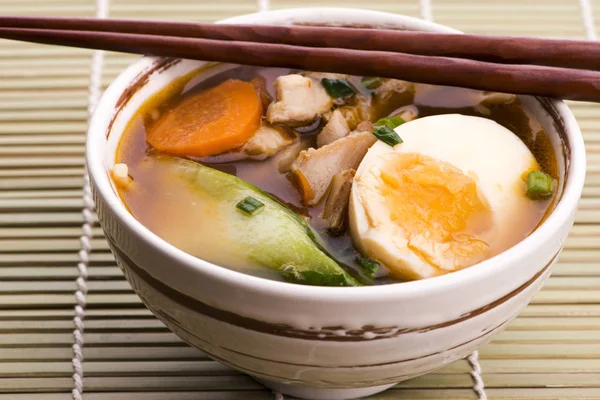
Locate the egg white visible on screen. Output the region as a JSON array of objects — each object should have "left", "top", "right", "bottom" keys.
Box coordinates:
[{"left": 349, "top": 114, "right": 540, "bottom": 280}]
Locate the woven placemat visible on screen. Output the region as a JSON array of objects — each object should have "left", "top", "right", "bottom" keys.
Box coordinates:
[{"left": 0, "top": 0, "right": 599, "bottom": 399}]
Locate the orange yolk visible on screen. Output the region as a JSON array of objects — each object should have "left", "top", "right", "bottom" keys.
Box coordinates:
[{"left": 359, "top": 152, "right": 493, "bottom": 272}]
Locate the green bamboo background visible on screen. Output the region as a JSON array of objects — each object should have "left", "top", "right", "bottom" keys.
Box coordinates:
[{"left": 0, "top": 0, "right": 599, "bottom": 399}]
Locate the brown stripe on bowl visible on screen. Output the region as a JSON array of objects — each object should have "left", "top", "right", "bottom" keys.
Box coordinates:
[{"left": 106, "top": 235, "right": 560, "bottom": 342}]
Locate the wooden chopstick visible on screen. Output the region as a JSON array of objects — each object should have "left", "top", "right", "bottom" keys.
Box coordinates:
[
  {"left": 0, "top": 22, "right": 600, "bottom": 102},
  {"left": 1, "top": 16, "right": 600, "bottom": 70}
]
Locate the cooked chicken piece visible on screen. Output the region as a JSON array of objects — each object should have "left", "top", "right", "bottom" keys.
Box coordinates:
[
  {"left": 250, "top": 76, "right": 273, "bottom": 111},
  {"left": 482, "top": 92, "right": 517, "bottom": 105},
  {"left": 111, "top": 163, "right": 133, "bottom": 189},
  {"left": 317, "top": 109, "right": 351, "bottom": 147},
  {"left": 337, "top": 94, "right": 374, "bottom": 130},
  {"left": 391, "top": 105, "right": 418, "bottom": 122},
  {"left": 323, "top": 169, "right": 356, "bottom": 233},
  {"left": 199, "top": 122, "right": 296, "bottom": 163},
  {"left": 372, "top": 79, "right": 416, "bottom": 117},
  {"left": 475, "top": 92, "right": 517, "bottom": 116},
  {"left": 302, "top": 72, "right": 348, "bottom": 81},
  {"left": 277, "top": 137, "right": 312, "bottom": 173},
  {"left": 290, "top": 131, "right": 377, "bottom": 205},
  {"left": 244, "top": 123, "right": 296, "bottom": 159},
  {"left": 375, "top": 79, "right": 415, "bottom": 102},
  {"left": 354, "top": 121, "right": 374, "bottom": 133},
  {"left": 266, "top": 74, "right": 332, "bottom": 126},
  {"left": 475, "top": 92, "right": 518, "bottom": 116}
]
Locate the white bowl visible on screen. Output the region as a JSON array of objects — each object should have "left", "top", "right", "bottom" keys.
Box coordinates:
[{"left": 87, "top": 7, "right": 586, "bottom": 400}]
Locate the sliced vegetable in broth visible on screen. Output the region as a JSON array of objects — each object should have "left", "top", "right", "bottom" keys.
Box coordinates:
[{"left": 171, "top": 156, "right": 359, "bottom": 286}]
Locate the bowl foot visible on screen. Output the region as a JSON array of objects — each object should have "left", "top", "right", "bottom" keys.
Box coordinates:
[{"left": 256, "top": 378, "right": 397, "bottom": 400}]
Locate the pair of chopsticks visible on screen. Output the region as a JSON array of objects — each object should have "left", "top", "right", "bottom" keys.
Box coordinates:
[{"left": 1, "top": 16, "right": 600, "bottom": 102}]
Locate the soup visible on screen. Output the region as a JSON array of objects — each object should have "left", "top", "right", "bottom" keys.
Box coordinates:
[{"left": 114, "top": 64, "right": 557, "bottom": 286}]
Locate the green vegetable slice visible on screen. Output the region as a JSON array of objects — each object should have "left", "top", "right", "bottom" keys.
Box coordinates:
[
  {"left": 321, "top": 78, "right": 356, "bottom": 99},
  {"left": 526, "top": 171, "right": 554, "bottom": 200},
  {"left": 375, "top": 116, "right": 406, "bottom": 130},
  {"left": 372, "top": 125, "right": 403, "bottom": 147},
  {"left": 170, "top": 157, "right": 360, "bottom": 287},
  {"left": 236, "top": 196, "right": 265, "bottom": 216},
  {"left": 356, "top": 256, "right": 380, "bottom": 279},
  {"left": 361, "top": 76, "right": 382, "bottom": 89}
]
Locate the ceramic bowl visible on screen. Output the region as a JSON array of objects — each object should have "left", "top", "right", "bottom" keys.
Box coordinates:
[{"left": 86, "top": 7, "right": 586, "bottom": 400}]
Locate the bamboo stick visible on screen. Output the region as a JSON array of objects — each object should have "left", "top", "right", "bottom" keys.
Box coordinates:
[
  {"left": 0, "top": 293, "right": 141, "bottom": 307},
  {"left": 0, "top": 147, "right": 84, "bottom": 156},
  {"left": 0, "top": 167, "right": 84, "bottom": 176},
  {"left": 0, "top": 318, "right": 164, "bottom": 331},
  {"left": 0, "top": 252, "right": 112, "bottom": 264},
  {"left": 0, "top": 226, "right": 103, "bottom": 237},
  {"left": 0, "top": 190, "right": 83, "bottom": 199},
  {"left": 0, "top": 346, "right": 202, "bottom": 361},
  {"left": 0, "top": 266, "right": 120, "bottom": 280},
  {"left": 0, "top": 199, "right": 84, "bottom": 211},
  {"left": 0, "top": 157, "right": 84, "bottom": 167},
  {"left": 0, "top": 308, "right": 152, "bottom": 318},
  {"left": 0, "top": 280, "right": 130, "bottom": 292},
  {"left": 480, "top": 343, "right": 600, "bottom": 359},
  {"left": 0, "top": 213, "right": 87, "bottom": 226}
]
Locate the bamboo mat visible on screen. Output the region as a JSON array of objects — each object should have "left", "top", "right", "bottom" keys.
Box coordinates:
[{"left": 1, "top": 0, "right": 599, "bottom": 399}]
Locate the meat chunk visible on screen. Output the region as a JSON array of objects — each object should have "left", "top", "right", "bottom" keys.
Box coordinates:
[
  {"left": 354, "top": 121, "right": 374, "bottom": 133},
  {"left": 474, "top": 92, "right": 518, "bottom": 116},
  {"left": 323, "top": 169, "right": 356, "bottom": 233},
  {"left": 317, "top": 109, "right": 351, "bottom": 147},
  {"left": 244, "top": 123, "right": 296, "bottom": 159},
  {"left": 276, "top": 137, "right": 312, "bottom": 173},
  {"left": 375, "top": 79, "right": 415, "bottom": 102},
  {"left": 111, "top": 163, "right": 133, "bottom": 189},
  {"left": 302, "top": 72, "right": 348, "bottom": 81},
  {"left": 198, "top": 122, "right": 295, "bottom": 163},
  {"left": 336, "top": 94, "right": 374, "bottom": 130},
  {"left": 250, "top": 76, "right": 273, "bottom": 111},
  {"left": 290, "top": 131, "right": 377, "bottom": 205},
  {"left": 266, "top": 74, "right": 332, "bottom": 126},
  {"left": 372, "top": 79, "right": 416, "bottom": 118},
  {"left": 391, "top": 105, "right": 418, "bottom": 122}
]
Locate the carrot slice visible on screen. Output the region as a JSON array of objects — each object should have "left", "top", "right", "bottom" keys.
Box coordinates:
[{"left": 146, "top": 79, "right": 263, "bottom": 157}]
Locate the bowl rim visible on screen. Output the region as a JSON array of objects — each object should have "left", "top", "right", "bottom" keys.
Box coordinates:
[{"left": 87, "top": 7, "right": 586, "bottom": 302}]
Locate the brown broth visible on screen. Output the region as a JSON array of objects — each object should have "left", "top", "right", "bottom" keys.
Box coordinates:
[{"left": 116, "top": 64, "right": 556, "bottom": 285}]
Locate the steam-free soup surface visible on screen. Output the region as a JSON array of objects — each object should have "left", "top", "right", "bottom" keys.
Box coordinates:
[{"left": 115, "top": 64, "right": 556, "bottom": 285}]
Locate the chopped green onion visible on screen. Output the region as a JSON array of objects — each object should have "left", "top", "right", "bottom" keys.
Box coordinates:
[
  {"left": 356, "top": 256, "right": 380, "bottom": 279},
  {"left": 361, "top": 76, "right": 382, "bottom": 89},
  {"left": 372, "top": 125, "right": 403, "bottom": 147},
  {"left": 526, "top": 171, "right": 554, "bottom": 200},
  {"left": 375, "top": 116, "right": 406, "bottom": 130},
  {"left": 321, "top": 78, "right": 356, "bottom": 99},
  {"left": 236, "top": 196, "right": 265, "bottom": 215}
]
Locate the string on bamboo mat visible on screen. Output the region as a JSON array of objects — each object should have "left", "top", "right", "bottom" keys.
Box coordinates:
[
  {"left": 579, "top": 0, "right": 597, "bottom": 40},
  {"left": 419, "top": 0, "right": 433, "bottom": 22},
  {"left": 258, "top": 0, "right": 270, "bottom": 13},
  {"left": 467, "top": 351, "right": 488, "bottom": 400},
  {"left": 71, "top": 0, "right": 109, "bottom": 399}
]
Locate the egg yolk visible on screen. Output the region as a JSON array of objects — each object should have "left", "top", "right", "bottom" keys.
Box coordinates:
[{"left": 358, "top": 152, "right": 493, "bottom": 272}]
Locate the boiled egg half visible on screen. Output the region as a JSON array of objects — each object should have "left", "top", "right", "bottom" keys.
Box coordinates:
[{"left": 349, "top": 114, "right": 544, "bottom": 280}]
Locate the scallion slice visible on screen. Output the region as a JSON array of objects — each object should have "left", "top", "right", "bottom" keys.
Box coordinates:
[
  {"left": 321, "top": 78, "right": 356, "bottom": 99},
  {"left": 372, "top": 125, "right": 403, "bottom": 147},
  {"left": 356, "top": 256, "right": 380, "bottom": 279},
  {"left": 526, "top": 171, "right": 554, "bottom": 200},
  {"left": 361, "top": 76, "right": 382, "bottom": 89},
  {"left": 236, "top": 196, "right": 265, "bottom": 216},
  {"left": 375, "top": 116, "right": 406, "bottom": 130}
]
